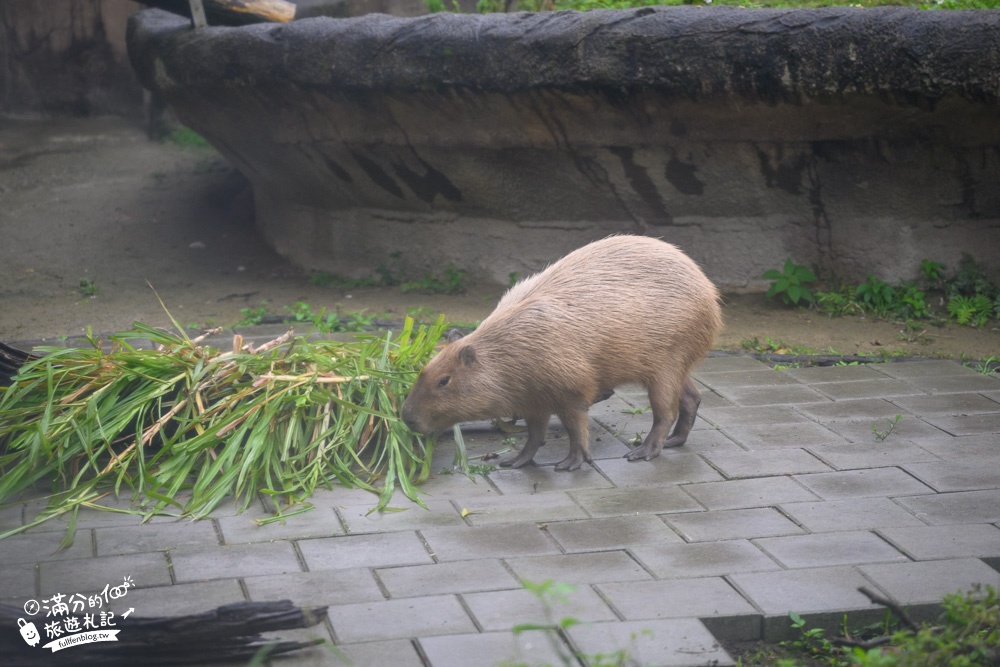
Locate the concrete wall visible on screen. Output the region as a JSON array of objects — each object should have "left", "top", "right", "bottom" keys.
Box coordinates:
[
  {"left": 127, "top": 7, "right": 1000, "bottom": 289},
  {"left": 0, "top": 0, "right": 144, "bottom": 116}
]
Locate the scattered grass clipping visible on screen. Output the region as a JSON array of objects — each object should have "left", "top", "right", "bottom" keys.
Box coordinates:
[{"left": 0, "top": 316, "right": 447, "bottom": 547}]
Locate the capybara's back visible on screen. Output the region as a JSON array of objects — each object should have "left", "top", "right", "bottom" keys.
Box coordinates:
[{"left": 401, "top": 235, "right": 722, "bottom": 471}]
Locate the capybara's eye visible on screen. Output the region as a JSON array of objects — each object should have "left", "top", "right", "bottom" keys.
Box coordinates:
[{"left": 438, "top": 376, "right": 451, "bottom": 388}]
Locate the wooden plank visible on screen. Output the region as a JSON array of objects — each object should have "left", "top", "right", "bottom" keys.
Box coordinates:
[{"left": 141, "top": 0, "right": 296, "bottom": 25}]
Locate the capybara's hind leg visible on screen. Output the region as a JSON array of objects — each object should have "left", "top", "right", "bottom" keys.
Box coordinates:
[
  {"left": 664, "top": 378, "right": 701, "bottom": 448},
  {"left": 625, "top": 377, "right": 680, "bottom": 462},
  {"left": 499, "top": 413, "right": 549, "bottom": 468},
  {"left": 554, "top": 406, "right": 592, "bottom": 472}
]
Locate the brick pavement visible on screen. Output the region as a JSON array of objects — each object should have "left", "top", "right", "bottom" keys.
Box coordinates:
[{"left": 2, "top": 351, "right": 999, "bottom": 666}]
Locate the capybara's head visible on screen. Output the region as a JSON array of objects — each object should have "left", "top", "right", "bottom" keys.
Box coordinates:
[{"left": 401, "top": 332, "right": 502, "bottom": 435}]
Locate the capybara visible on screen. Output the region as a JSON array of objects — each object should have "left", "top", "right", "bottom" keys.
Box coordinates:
[{"left": 401, "top": 235, "right": 723, "bottom": 471}]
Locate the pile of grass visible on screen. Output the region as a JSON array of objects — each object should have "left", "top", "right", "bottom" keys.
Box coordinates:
[{"left": 0, "top": 315, "right": 448, "bottom": 547}]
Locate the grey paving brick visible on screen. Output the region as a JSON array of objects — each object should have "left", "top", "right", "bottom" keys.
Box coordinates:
[
  {"left": 697, "top": 356, "right": 773, "bottom": 373},
  {"left": 806, "top": 441, "right": 940, "bottom": 470},
  {"left": 984, "top": 389, "right": 1000, "bottom": 404},
  {"left": 923, "top": 412, "right": 1000, "bottom": 436},
  {"left": 877, "top": 524, "right": 1000, "bottom": 560},
  {"left": 95, "top": 519, "right": 219, "bottom": 556},
  {"left": 916, "top": 433, "right": 1000, "bottom": 461},
  {"left": 901, "top": 461, "right": 1000, "bottom": 492},
  {"left": 409, "top": 469, "right": 501, "bottom": 498},
  {"left": 420, "top": 524, "right": 559, "bottom": 562},
  {"left": 813, "top": 378, "right": 927, "bottom": 400},
  {"left": 876, "top": 360, "right": 978, "bottom": 378},
  {"left": 793, "top": 467, "right": 934, "bottom": 499},
  {"left": 631, "top": 540, "right": 781, "bottom": 580},
  {"left": 216, "top": 507, "right": 342, "bottom": 544},
  {"left": 595, "top": 453, "right": 724, "bottom": 487},
  {"left": 300, "top": 485, "right": 401, "bottom": 509},
  {"left": 420, "top": 630, "right": 567, "bottom": 667},
  {"left": 517, "top": 423, "right": 634, "bottom": 464},
  {"left": 902, "top": 374, "right": 1000, "bottom": 394},
  {"left": 243, "top": 568, "right": 384, "bottom": 607},
  {"left": 569, "top": 486, "right": 702, "bottom": 518},
  {"left": 779, "top": 498, "right": 925, "bottom": 532},
  {"left": 860, "top": 559, "right": 1000, "bottom": 606},
  {"left": 754, "top": 530, "right": 908, "bottom": 568},
  {"left": 598, "top": 576, "right": 758, "bottom": 622},
  {"left": 0, "top": 504, "right": 23, "bottom": 532},
  {"left": 665, "top": 508, "right": 804, "bottom": 542},
  {"left": 106, "top": 579, "right": 245, "bottom": 616},
  {"left": 703, "top": 448, "right": 832, "bottom": 478},
  {"left": 825, "top": 417, "right": 948, "bottom": 443},
  {"left": 22, "top": 495, "right": 177, "bottom": 532},
  {"left": 544, "top": 515, "right": 683, "bottom": 552},
  {"left": 793, "top": 398, "right": 911, "bottom": 424},
  {"left": 338, "top": 499, "right": 465, "bottom": 534},
  {"left": 39, "top": 552, "right": 172, "bottom": 596},
  {"left": 506, "top": 550, "right": 652, "bottom": 585},
  {"left": 894, "top": 490, "right": 1000, "bottom": 525},
  {"left": 697, "top": 369, "right": 802, "bottom": 388},
  {"left": 781, "top": 365, "right": 888, "bottom": 383},
  {"left": 889, "top": 392, "right": 1000, "bottom": 417},
  {"left": 5, "top": 529, "right": 93, "bottom": 564},
  {"left": 170, "top": 540, "right": 300, "bottom": 582},
  {"left": 699, "top": 388, "right": 737, "bottom": 409},
  {"left": 567, "top": 618, "right": 735, "bottom": 667},
  {"left": 327, "top": 595, "right": 476, "bottom": 643},
  {"left": 0, "top": 562, "right": 36, "bottom": 600},
  {"left": 682, "top": 476, "right": 819, "bottom": 510},
  {"left": 462, "top": 585, "right": 617, "bottom": 632},
  {"left": 664, "top": 428, "right": 747, "bottom": 454},
  {"left": 454, "top": 492, "right": 589, "bottom": 526},
  {"left": 299, "top": 638, "right": 424, "bottom": 667},
  {"left": 486, "top": 465, "right": 614, "bottom": 496},
  {"left": 298, "top": 531, "right": 432, "bottom": 570},
  {"left": 729, "top": 566, "right": 882, "bottom": 641},
  {"left": 720, "top": 422, "right": 848, "bottom": 449},
  {"left": 377, "top": 559, "right": 520, "bottom": 598},
  {"left": 699, "top": 405, "right": 810, "bottom": 428},
  {"left": 713, "top": 384, "right": 831, "bottom": 407}
]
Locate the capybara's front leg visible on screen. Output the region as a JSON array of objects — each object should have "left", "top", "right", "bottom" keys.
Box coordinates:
[
  {"left": 554, "top": 407, "right": 592, "bottom": 472},
  {"left": 499, "top": 413, "right": 549, "bottom": 468},
  {"left": 663, "top": 378, "right": 701, "bottom": 448}
]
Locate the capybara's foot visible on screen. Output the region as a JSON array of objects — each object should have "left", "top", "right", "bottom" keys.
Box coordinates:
[
  {"left": 499, "top": 444, "right": 542, "bottom": 469},
  {"left": 662, "top": 433, "right": 688, "bottom": 449},
  {"left": 554, "top": 452, "right": 591, "bottom": 471},
  {"left": 624, "top": 441, "right": 663, "bottom": 462}
]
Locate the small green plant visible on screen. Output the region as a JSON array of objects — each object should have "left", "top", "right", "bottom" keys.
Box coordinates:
[
  {"left": 622, "top": 406, "right": 649, "bottom": 415},
  {"left": 815, "top": 287, "right": 864, "bottom": 317},
  {"left": 502, "top": 580, "right": 637, "bottom": 667},
  {"left": 237, "top": 303, "right": 270, "bottom": 326},
  {"left": 508, "top": 271, "right": 522, "bottom": 288},
  {"left": 783, "top": 611, "right": 839, "bottom": 662},
  {"left": 947, "top": 294, "right": 994, "bottom": 327},
  {"left": 853, "top": 275, "right": 896, "bottom": 317},
  {"left": 763, "top": 260, "right": 818, "bottom": 306},
  {"left": 970, "top": 356, "right": 998, "bottom": 376},
  {"left": 78, "top": 278, "right": 97, "bottom": 298},
  {"left": 919, "top": 258, "right": 944, "bottom": 290},
  {"left": 402, "top": 263, "right": 468, "bottom": 295},
  {"left": 165, "top": 126, "right": 211, "bottom": 148},
  {"left": 872, "top": 414, "right": 902, "bottom": 442}
]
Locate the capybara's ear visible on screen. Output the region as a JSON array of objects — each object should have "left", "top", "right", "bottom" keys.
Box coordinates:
[
  {"left": 459, "top": 345, "right": 477, "bottom": 367},
  {"left": 446, "top": 328, "right": 465, "bottom": 344}
]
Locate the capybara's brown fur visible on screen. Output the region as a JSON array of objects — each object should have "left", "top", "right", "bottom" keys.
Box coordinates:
[{"left": 401, "top": 235, "right": 723, "bottom": 471}]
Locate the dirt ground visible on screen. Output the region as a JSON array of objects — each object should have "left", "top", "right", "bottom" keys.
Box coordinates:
[{"left": 1, "top": 115, "right": 998, "bottom": 361}]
